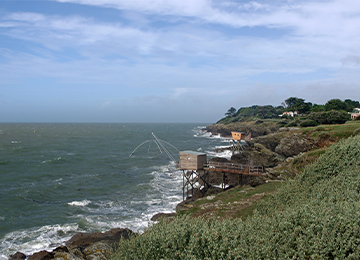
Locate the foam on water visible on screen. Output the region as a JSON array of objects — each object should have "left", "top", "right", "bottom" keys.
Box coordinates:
[
  {"left": 0, "top": 123, "right": 226, "bottom": 257},
  {"left": 68, "top": 200, "right": 91, "bottom": 207},
  {"left": 0, "top": 223, "right": 79, "bottom": 260},
  {"left": 207, "top": 148, "right": 232, "bottom": 160}
]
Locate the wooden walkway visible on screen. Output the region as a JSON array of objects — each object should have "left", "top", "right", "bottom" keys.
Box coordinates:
[{"left": 203, "top": 161, "right": 264, "bottom": 176}]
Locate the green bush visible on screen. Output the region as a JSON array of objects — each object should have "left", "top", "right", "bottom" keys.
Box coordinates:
[
  {"left": 353, "top": 128, "right": 360, "bottom": 136},
  {"left": 285, "top": 120, "right": 299, "bottom": 127},
  {"left": 277, "top": 119, "right": 288, "bottom": 125},
  {"left": 299, "top": 119, "right": 319, "bottom": 127},
  {"left": 317, "top": 131, "right": 330, "bottom": 140},
  {"left": 113, "top": 136, "right": 360, "bottom": 259},
  {"left": 355, "top": 115, "right": 360, "bottom": 121},
  {"left": 314, "top": 125, "right": 326, "bottom": 132},
  {"left": 308, "top": 110, "right": 350, "bottom": 125}
]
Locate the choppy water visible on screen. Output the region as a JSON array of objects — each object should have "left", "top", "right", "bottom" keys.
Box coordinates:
[{"left": 0, "top": 123, "right": 230, "bottom": 258}]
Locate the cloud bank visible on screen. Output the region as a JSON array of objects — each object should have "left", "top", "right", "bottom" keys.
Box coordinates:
[{"left": 0, "top": 0, "right": 359, "bottom": 122}]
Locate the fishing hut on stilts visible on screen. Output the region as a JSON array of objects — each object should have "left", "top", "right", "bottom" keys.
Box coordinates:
[
  {"left": 130, "top": 131, "right": 264, "bottom": 202},
  {"left": 230, "top": 131, "right": 251, "bottom": 154},
  {"left": 179, "top": 151, "right": 209, "bottom": 201}
]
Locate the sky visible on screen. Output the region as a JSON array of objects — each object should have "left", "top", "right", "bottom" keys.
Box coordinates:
[{"left": 0, "top": 0, "right": 360, "bottom": 123}]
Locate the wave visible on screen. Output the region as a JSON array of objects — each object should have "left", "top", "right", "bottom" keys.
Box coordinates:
[
  {"left": 206, "top": 149, "right": 232, "bottom": 160},
  {"left": 68, "top": 200, "right": 91, "bottom": 207},
  {"left": 0, "top": 223, "right": 79, "bottom": 260},
  {"left": 1, "top": 124, "right": 231, "bottom": 257},
  {"left": 41, "top": 157, "right": 62, "bottom": 164}
]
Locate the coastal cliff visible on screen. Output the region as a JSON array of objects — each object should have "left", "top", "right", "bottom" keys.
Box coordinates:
[
  {"left": 10, "top": 121, "right": 360, "bottom": 260},
  {"left": 112, "top": 134, "right": 360, "bottom": 259},
  {"left": 9, "top": 228, "right": 133, "bottom": 260}
]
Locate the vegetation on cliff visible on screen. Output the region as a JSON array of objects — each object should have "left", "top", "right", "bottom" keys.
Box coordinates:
[
  {"left": 108, "top": 100, "right": 360, "bottom": 259},
  {"left": 112, "top": 135, "right": 360, "bottom": 259},
  {"left": 219, "top": 97, "right": 359, "bottom": 126}
]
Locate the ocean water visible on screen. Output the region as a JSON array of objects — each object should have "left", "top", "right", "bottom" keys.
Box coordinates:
[{"left": 0, "top": 123, "right": 230, "bottom": 258}]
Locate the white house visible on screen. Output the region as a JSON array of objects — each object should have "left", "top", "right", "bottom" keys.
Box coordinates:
[
  {"left": 351, "top": 108, "right": 360, "bottom": 119},
  {"left": 280, "top": 111, "right": 298, "bottom": 117}
]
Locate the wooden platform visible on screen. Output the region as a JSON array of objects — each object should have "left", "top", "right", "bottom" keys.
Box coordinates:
[{"left": 203, "top": 161, "right": 264, "bottom": 176}]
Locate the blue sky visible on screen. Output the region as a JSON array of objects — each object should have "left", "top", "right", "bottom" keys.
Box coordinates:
[{"left": 1, "top": 0, "right": 360, "bottom": 123}]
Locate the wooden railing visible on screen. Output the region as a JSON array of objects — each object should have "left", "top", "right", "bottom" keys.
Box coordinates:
[{"left": 203, "top": 161, "right": 264, "bottom": 176}]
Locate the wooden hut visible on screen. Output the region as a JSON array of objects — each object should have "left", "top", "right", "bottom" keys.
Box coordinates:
[
  {"left": 231, "top": 131, "right": 246, "bottom": 141},
  {"left": 179, "top": 151, "right": 207, "bottom": 171}
]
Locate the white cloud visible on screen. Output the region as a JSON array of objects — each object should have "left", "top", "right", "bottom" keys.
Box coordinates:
[
  {"left": 240, "top": 1, "right": 270, "bottom": 11},
  {"left": 1, "top": 0, "right": 360, "bottom": 122},
  {"left": 56, "top": 0, "right": 213, "bottom": 17}
]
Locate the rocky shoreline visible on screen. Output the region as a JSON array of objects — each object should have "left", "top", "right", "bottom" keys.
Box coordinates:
[
  {"left": 9, "top": 228, "right": 133, "bottom": 260},
  {"left": 9, "top": 125, "right": 328, "bottom": 260}
]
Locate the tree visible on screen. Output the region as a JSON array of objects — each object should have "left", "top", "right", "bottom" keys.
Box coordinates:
[
  {"left": 308, "top": 110, "right": 350, "bottom": 124},
  {"left": 225, "top": 107, "right": 237, "bottom": 117},
  {"left": 312, "top": 104, "right": 325, "bottom": 112},
  {"left": 324, "top": 99, "right": 349, "bottom": 111},
  {"left": 284, "top": 97, "right": 312, "bottom": 114},
  {"left": 344, "top": 99, "right": 360, "bottom": 111},
  {"left": 298, "top": 102, "right": 312, "bottom": 114},
  {"left": 285, "top": 97, "right": 305, "bottom": 109}
]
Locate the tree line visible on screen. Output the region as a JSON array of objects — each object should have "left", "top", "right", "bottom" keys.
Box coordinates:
[{"left": 221, "top": 97, "right": 360, "bottom": 125}]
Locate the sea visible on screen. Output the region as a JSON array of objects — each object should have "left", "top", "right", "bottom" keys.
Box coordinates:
[{"left": 0, "top": 123, "right": 232, "bottom": 258}]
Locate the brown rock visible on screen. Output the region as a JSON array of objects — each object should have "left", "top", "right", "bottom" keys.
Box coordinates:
[
  {"left": 53, "top": 252, "right": 82, "bottom": 260},
  {"left": 9, "top": 252, "right": 26, "bottom": 260},
  {"left": 151, "top": 213, "right": 176, "bottom": 221},
  {"left": 275, "top": 134, "right": 316, "bottom": 157},
  {"left": 52, "top": 246, "right": 69, "bottom": 253},
  {"left": 65, "top": 228, "right": 133, "bottom": 249},
  {"left": 83, "top": 242, "right": 113, "bottom": 259},
  {"left": 28, "top": 251, "right": 54, "bottom": 260}
]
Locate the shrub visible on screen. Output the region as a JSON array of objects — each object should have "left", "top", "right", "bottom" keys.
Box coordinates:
[
  {"left": 113, "top": 136, "right": 360, "bottom": 259},
  {"left": 299, "top": 119, "right": 319, "bottom": 127},
  {"left": 353, "top": 128, "right": 360, "bottom": 136},
  {"left": 317, "top": 131, "right": 330, "bottom": 140},
  {"left": 277, "top": 119, "right": 288, "bottom": 125},
  {"left": 308, "top": 110, "right": 350, "bottom": 125},
  {"left": 285, "top": 121, "right": 298, "bottom": 127},
  {"left": 314, "top": 125, "right": 325, "bottom": 132},
  {"left": 355, "top": 115, "right": 360, "bottom": 121}
]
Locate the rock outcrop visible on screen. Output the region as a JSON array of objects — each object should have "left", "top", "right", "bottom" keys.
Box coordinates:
[
  {"left": 9, "top": 228, "right": 133, "bottom": 260},
  {"left": 274, "top": 133, "right": 317, "bottom": 157},
  {"left": 150, "top": 213, "right": 176, "bottom": 221},
  {"left": 231, "top": 143, "right": 283, "bottom": 167}
]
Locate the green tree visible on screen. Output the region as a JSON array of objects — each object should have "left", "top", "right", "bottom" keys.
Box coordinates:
[
  {"left": 344, "top": 99, "right": 360, "bottom": 111},
  {"left": 284, "top": 97, "right": 312, "bottom": 114},
  {"left": 311, "top": 104, "right": 325, "bottom": 112},
  {"left": 285, "top": 97, "right": 305, "bottom": 110},
  {"left": 324, "top": 99, "right": 350, "bottom": 111},
  {"left": 308, "top": 110, "right": 350, "bottom": 124},
  {"left": 298, "top": 102, "right": 312, "bottom": 114},
  {"left": 225, "top": 107, "right": 237, "bottom": 117}
]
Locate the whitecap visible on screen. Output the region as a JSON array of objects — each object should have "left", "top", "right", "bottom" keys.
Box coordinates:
[
  {"left": 207, "top": 149, "right": 232, "bottom": 160},
  {"left": 0, "top": 223, "right": 79, "bottom": 259},
  {"left": 68, "top": 200, "right": 91, "bottom": 207}
]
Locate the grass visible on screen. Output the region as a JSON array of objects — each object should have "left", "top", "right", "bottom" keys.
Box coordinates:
[
  {"left": 112, "top": 136, "right": 360, "bottom": 259},
  {"left": 178, "top": 181, "right": 284, "bottom": 220},
  {"left": 298, "top": 121, "right": 360, "bottom": 143}
]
